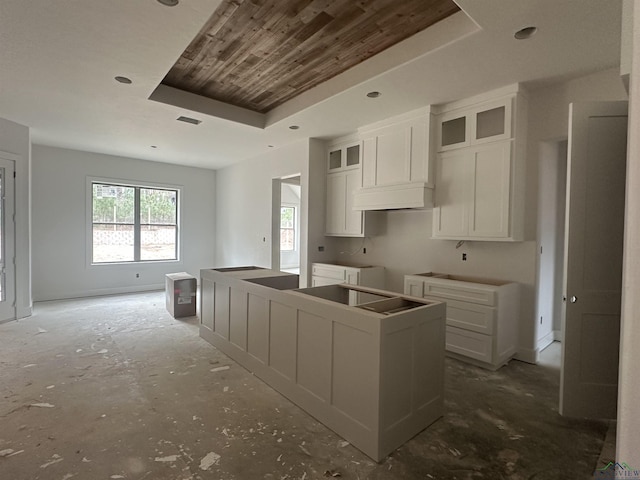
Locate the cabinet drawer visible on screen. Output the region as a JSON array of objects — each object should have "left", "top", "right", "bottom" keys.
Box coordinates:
[
  {"left": 425, "top": 296, "right": 496, "bottom": 335},
  {"left": 446, "top": 326, "right": 493, "bottom": 363},
  {"left": 312, "top": 276, "right": 343, "bottom": 287},
  {"left": 312, "top": 265, "right": 346, "bottom": 281},
  {"left": 424, "top": 281, "right": 496, "bottom": 306}
]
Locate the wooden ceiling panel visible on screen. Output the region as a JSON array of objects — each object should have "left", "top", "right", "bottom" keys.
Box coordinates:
[{"left": 162, "top": 0, "right": 460, "bottom": 114}]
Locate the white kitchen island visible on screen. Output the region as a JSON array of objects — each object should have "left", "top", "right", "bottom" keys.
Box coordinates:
[{"left": 199, "top": 266, "right": 446, "bottom": 462}]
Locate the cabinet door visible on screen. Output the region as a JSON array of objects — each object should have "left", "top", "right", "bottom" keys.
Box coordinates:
[
  {"left": 438, "top": 112, "right": 469, "bottom": 151},
  {"left": 471, "top": 98, "right": 512, "bottom": 145},
  {"left": 328, "top": 148, "right": 343, "bottom": 171},
  {"left": 470, "top": 141, "right": 511, "bottom": 238},
  {"left": 326, "top": 171, "right": 364, "bottom": 237},
  {"left": 344, "top": 170, "right": 363, "bottom": 236},
  {"left": 404, "top": 278, "right": 424, "bottom": 298},
  {"left": 345, "top": 269, "right": 360, "bottom": 285},
  {"left": 326, "top": 173, "right": 346, "bottom": 235},
  {"left": 433, "top": 150, "right": 470, "bottom": 237}
]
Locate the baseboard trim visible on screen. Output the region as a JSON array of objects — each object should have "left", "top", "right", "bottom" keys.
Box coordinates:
[
  {"left": 537, "top": 331, "right": 555, "bottom": 352},
  {"left": 34, "top": 284, "right": 165, "bottom": 302},
  {"left": 553, "top": 329, "right": 563, "bottom": 342},
  {"left": 514, "top": 347, "right": 538, "bottom": 364}
]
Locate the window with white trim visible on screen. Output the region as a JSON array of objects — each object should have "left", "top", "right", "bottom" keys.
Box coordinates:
[
  {"left": 91, "top": 182, "right": 178, "bottom": 263},
  {"left": 280, "top": 206, "right": 295, "bottom": 251}
]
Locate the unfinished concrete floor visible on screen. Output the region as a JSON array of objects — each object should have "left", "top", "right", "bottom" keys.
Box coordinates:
[{"left": 1, "top": 291, "right": 609, "bottom": 479}]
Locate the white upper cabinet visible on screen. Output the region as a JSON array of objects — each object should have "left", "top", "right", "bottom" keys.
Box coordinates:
[
  {"left": 353, "top": 107, "right": 434, "bottom": 210},
  {"left": 432, "top": 84, "right": 527, "bottom": 241},
  {"left": 437, "top": 97, "right": 513, "bottom": 152},
  {"left": 325, "top": 138, "right": 369, "bottom": 237},
  {"left": 328, "top": 143, "right": 360, "bottom": 171}
]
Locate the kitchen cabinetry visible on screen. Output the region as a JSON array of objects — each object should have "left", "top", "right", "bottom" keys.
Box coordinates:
[
  {"left": 353, "top": 107, "right": 434, "bottom": 210},
  {"left": 312, "top": 262, "right": 384, "bottom": 289},
  {"left": 200, "top": 267, "right": 445, "bottom": 462},
  {"left": 404, "top": 273, "right": 519, "bottom": 370},
  {"left": 325, "top": 138, "right": 369, "bottom": 237},
  {"left": 432, "top": 84, "right": 527, "bottom": 241}
]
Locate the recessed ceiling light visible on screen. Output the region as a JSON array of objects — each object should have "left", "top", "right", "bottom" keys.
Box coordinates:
[
  {"left": 115, "top": 76, "right": 132, "bottom": 84},
  {"left": 289, "top": 125, "right": 300, "bottom": 130},
  {"left": 157, "top": 0, "right": 179, "bottom": 6},
  {"left": 367, "top": 91, "right": 382, "bottom": 98},
  {"left": 514, "top": 26, "right": 537, "bottom": 40}
]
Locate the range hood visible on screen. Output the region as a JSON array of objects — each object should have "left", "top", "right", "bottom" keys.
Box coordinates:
[{"left": 353, "top": 181, "right": 434, "bottom": 210}]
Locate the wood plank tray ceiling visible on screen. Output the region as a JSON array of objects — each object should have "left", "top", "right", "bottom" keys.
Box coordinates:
[{"left": 161, "top": 0, "right": 460, "bottom": 114}]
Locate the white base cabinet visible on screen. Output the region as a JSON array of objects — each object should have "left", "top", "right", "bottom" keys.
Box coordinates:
[
  {"left": 404, "top": 273, "right": 519, "bottom": 370},
  {"left": 312, "top": 262, "right": 385, "bottom": 289}
]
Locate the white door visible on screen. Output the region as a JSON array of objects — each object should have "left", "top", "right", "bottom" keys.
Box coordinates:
[
  {"left": 560, "top": 101, "right": 628, "bottom": 418},
  {"left": 0, "top": 157, "right": 16, "bottom": 322}
]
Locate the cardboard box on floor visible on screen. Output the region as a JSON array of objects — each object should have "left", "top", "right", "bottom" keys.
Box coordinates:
[{"left": 165, "top": 272, "right": 196, "bottom": 318}]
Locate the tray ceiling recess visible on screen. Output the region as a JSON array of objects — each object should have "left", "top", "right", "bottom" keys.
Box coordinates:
[{"left": 157, "top": 0, "right": 459, "bottom": 126}]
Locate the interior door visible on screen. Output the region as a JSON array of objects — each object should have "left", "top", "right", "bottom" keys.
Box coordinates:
[
  {"left": 559, "top": 101, "right": 628, "bottom": 418},
  {"left": 0, "top": 156, "right": 16, "bottom": 323}
]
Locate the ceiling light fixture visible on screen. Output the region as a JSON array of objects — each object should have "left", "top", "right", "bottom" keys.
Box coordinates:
[
  {"left": 514, "top": 26, "right": 537, "bottom": 40},
  {"left": 114, "top": 76, "right": 132, "bottom": 84},
  {"left": 157, "top": 0, "right": 179, "bottom": 6},
  {"left": 289, "top": 125, "right": 299, "bottom": 130},
  {"left": 367, "top": 91, "right": 382, "bottom": 98},
  {"left": 268, "top": 145, "right": 274, "bottom": 148},
  {"left": 151, "top": 145, "right": 158, "bottom": 149}
]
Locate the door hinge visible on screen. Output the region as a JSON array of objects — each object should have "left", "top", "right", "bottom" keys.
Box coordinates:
[
  {"left": 13, "top": 171, "right": 16, "bottom": 178},
  {"left": 540, "top": 245, "right": 543, "bottom": 254}
]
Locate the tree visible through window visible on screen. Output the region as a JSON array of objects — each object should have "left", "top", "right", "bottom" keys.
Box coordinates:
[
  {"left": 280, "top": 206, "right": 295, "bottom": 251},
  {"left": 92, "top": 183, "right": 178, "bottom": 263}
]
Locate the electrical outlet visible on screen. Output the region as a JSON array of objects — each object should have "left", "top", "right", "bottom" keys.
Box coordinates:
[
  {"left": 136, "top": 273, "right": 140, "bottom": 278},
  {"left": 363, "top": 247, "right": 367, "bottom": 254},
  {"left": 318, "top": 246, "right": 324, "bottom": 252},
  {"left": 462, "top": 253, "right": 467, "bottom": 261}
]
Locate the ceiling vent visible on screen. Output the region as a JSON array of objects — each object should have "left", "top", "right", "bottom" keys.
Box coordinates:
[{"left": 176, "top": 116, "right": 202, "bottom": 125}]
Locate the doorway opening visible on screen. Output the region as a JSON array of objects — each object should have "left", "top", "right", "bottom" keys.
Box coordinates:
[
  {"left": 279, "top": 176, "right": 301, "bottom": 274},
  {"left": 0, "top": 154, "right": 16, "bottom": 324},
  {"left": 535, "top": 140, "right": 568, "bottom": 359},
  {"left": 271, "top": 175, "right": 302, "bottom": 275}
]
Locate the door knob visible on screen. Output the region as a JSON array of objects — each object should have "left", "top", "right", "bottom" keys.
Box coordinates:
[{"left": 570, "top": 295, "right": 578, "bottom": 303}]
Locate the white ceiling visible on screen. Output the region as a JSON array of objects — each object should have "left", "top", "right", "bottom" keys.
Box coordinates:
[{"left": 0, "top": 0, "right": 622, "bottom": 170}]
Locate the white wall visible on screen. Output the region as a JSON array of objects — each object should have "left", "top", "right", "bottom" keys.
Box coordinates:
[
  {"left": 31, "top": 145, "right": 216, "bottom": 301},
  {"left": 215, "top": 138, "right": 338, "bottom": 286},
  {"left": 0, "top": 117, "right": 32, "bottom": 318}
]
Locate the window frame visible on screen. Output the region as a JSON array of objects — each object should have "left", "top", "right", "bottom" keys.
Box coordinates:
[
  {"left": 87, "top": 177, "right": 182, "bottom": 266},
  {"left": 280, "top": 205, "right": 296, "bottom": 252}
]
